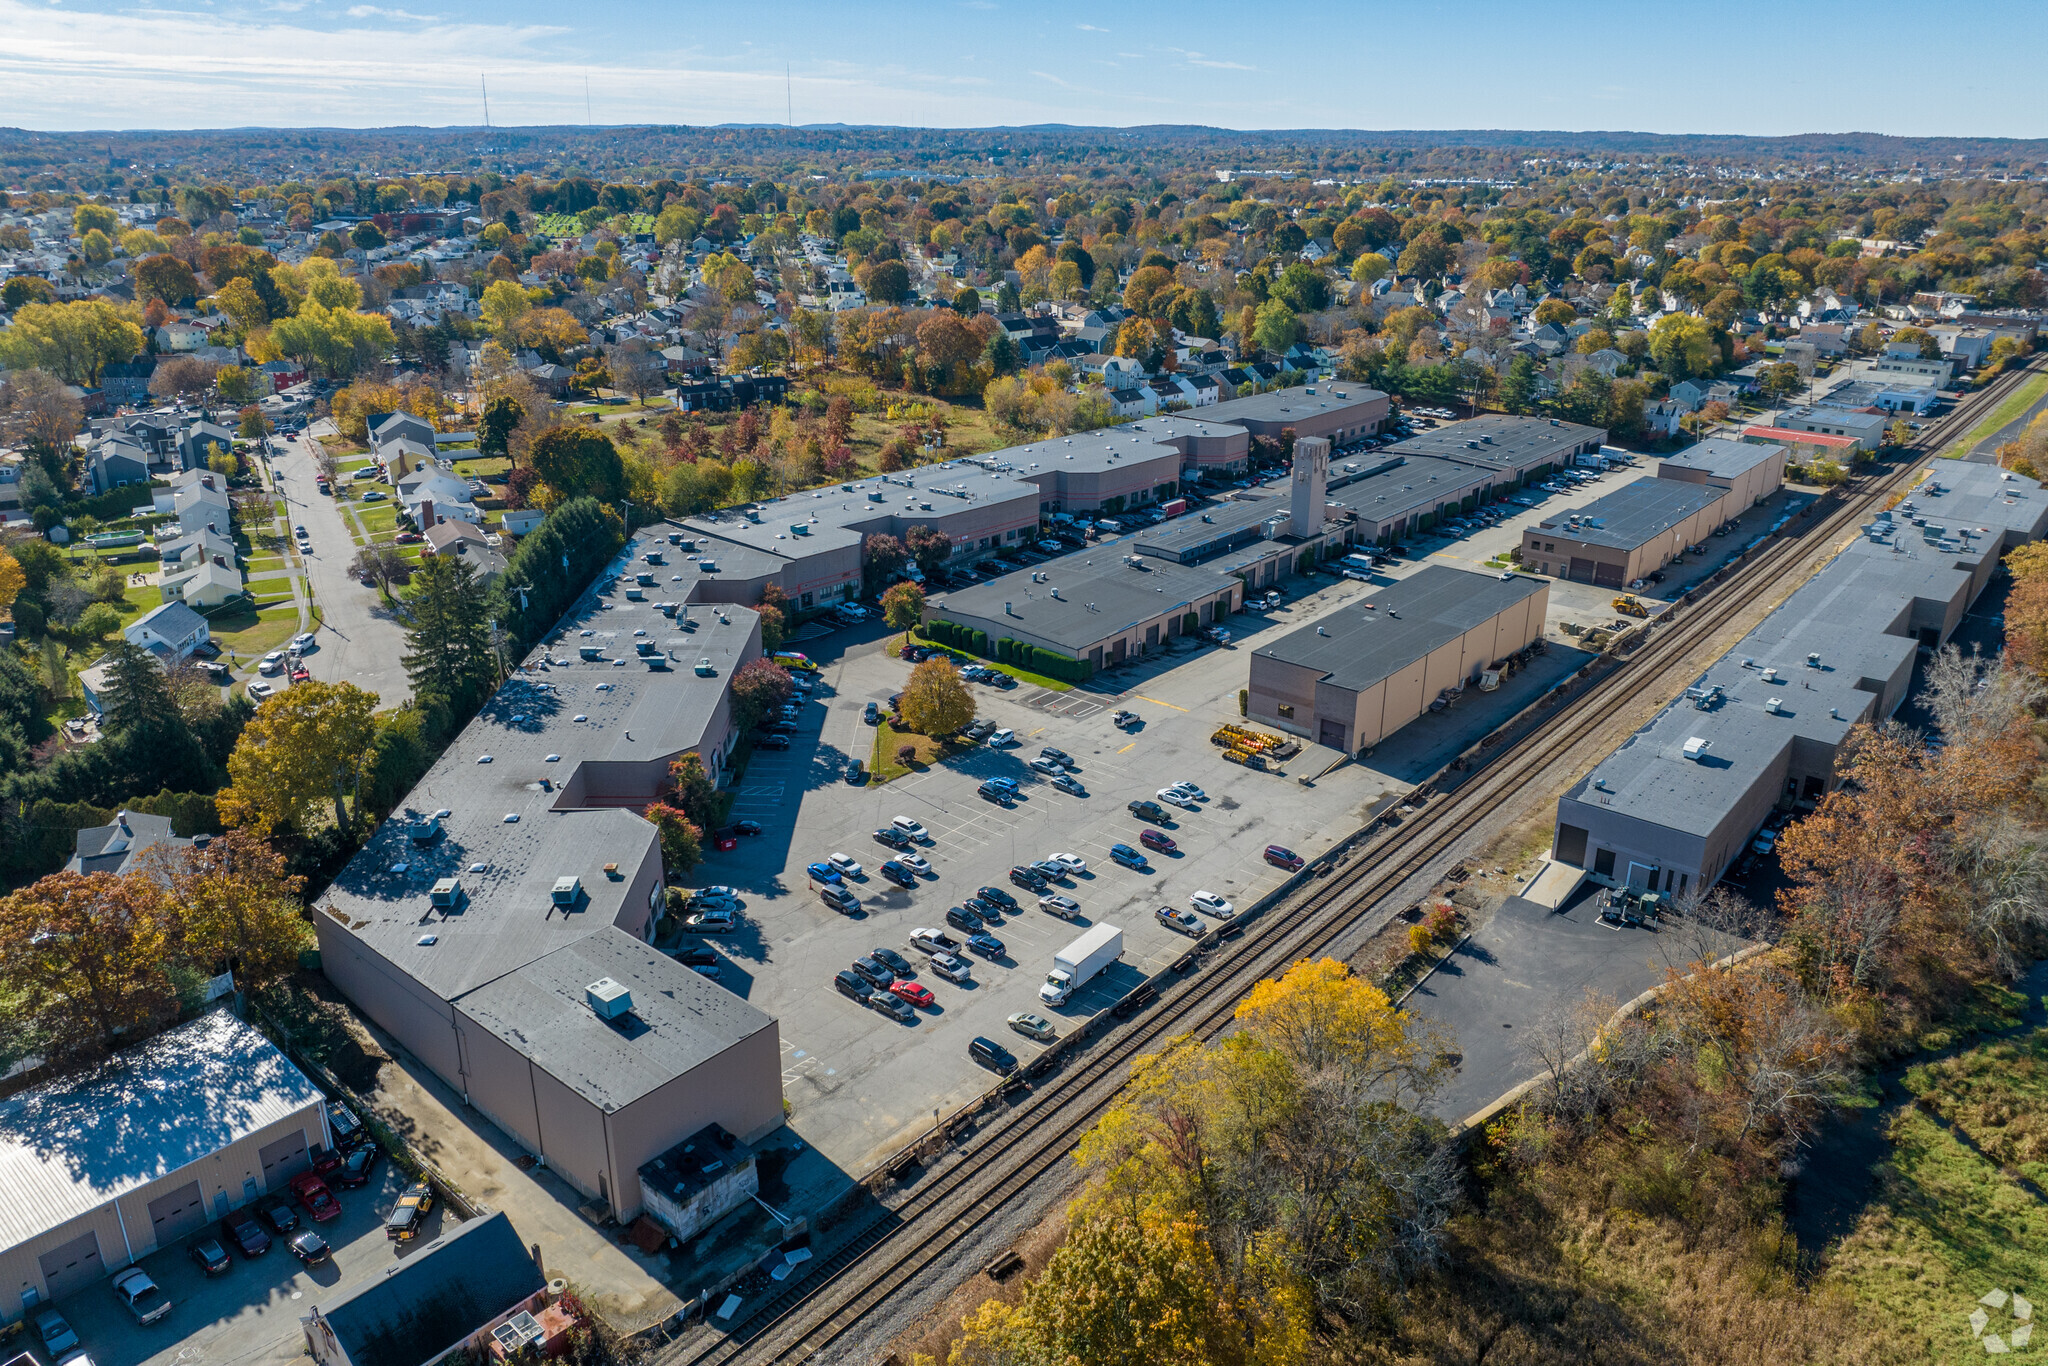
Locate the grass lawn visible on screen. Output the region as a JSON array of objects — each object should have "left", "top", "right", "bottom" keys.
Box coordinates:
[
  {"left": 246, "top": 554, "right": 287, "bottom": 574},
  {"left": 243, "top": 574, "right": 294, "bottom": 595},
  {"left": 451, "top": 455, "right": 510, "bottom": 479},
  {"left": 869, "top": 718, "right": 967, "bottom": 783},
  {"left": 357, "top": 505, "right": 399, "bottom": 535},
  {"left": 209, "top": 605, "right": 301, "bottom": 666},
  {"left": 1822, "top": 1005, "right": 2048, "bottom": 1360},
  {"left": 1941, "top": 369, "right": 2048, "bottom": 457}
]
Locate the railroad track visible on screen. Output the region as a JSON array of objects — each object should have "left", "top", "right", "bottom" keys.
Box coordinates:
[{"left": 667, "top": 359, "right": 2041, "bottom": 1366}]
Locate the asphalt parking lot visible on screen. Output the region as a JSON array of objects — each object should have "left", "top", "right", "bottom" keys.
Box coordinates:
[
  {"left": 683, "top": 576, "right": 1587, "bottom": 1175},
  {"left": 53, "top": 1158, "right": 440, "bottom": 1366}
]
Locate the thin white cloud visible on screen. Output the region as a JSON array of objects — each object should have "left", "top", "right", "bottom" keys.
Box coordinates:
[
  {"left": 345, "top": 4, "right": 437, "bottom": 19},
  {"left": 1076, "top": 22, "right": 1107, "bottom": 31},
  {"left": 1029, "top": 69, "right": 1074, "bottom": 89},
  {"left": 1164, "top": 46, "right": 1256, "bottom": 71}
]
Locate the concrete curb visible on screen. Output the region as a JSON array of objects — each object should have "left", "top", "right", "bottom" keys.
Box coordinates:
[{"left": 1449, "top": 940, "right": 1773, "bottom": 1138}]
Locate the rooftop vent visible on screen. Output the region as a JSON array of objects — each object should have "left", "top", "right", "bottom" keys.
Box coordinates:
[
  {"left": 1765, "top": 698, "right": 1784, "bottom": 715},
  {"left": 585, "top": 977, "right": 633, "bottom": 1020},
  {"left": 1682, "top": 737, "right": 1711, "bottom": 761},
  {"left": 552, "top": 875, "right": 581, "bottom": 906}
]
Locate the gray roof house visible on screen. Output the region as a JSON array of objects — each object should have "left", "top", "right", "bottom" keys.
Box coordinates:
[{"left": 64, "top": 810, "right": 193, "bottom": 876}]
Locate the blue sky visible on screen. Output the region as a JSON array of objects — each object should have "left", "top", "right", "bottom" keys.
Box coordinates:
[{"left": 3, "top": 0, "right": 2042, "bottom": 138}]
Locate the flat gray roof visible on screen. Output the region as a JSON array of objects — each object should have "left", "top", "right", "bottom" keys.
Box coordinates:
[
  {"left": 0, "top": 1011, "right": 324, "bottom": 1251},
  {"left": 458, "top": 928, "right": 776, "bottom": 1111},
  {"left": 1327, "top": 455, "right": 1489, "bottom": 520},
  {"left": 1534, "top": 478, "right": 1728, "bottom": 552},
  {"left": 681, "top": 463, "right": 1039, "bottom": 562},
  {"left": 1560, "top": 456, "right": 2048, "bottom": 841},
  {"left": 321, "top": 532, "right": 753, "bottom": 1001},
  {"left": 1199, "top": 383, "right": 1387, "bottom": 430},
  {"left": 1658, "top": 437, "right": 1784, "bottom": 482},
  {"left": 1384, "top": 415, "right": 1605, "bottom": 474},
  {"left": 313, "top": 1210, "right": 544, "bottom": 1366},
  {"left": 932, "top": 550, "right": 1240, "bottom": 653},
  {"left": 1253, "top": 565, "right": 1546, "bottom": 694},
  {"left": 987, "top": 414, "right": 1238, "bottom": 478}
]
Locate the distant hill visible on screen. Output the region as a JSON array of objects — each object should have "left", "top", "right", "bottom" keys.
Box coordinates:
[{"left": 2, "top": 123, "right": 2042, "bottom": 184}]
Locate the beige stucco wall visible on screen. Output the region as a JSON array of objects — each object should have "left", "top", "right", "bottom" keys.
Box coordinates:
[
  {"left": 604, "top": 1024, "right": 784, "bottom": 1220},
  {"left": 315, "top": 913, "right": 467, "bottom": 1086}
]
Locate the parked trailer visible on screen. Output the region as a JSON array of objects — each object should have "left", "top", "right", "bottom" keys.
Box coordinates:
[{"left": 1040, "top": 923, "right": 1124, "bottom": 1006}]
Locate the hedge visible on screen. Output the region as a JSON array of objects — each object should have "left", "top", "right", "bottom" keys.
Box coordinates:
[{"left": 921, "top": 619, "right": 1092, "bottom": 682}]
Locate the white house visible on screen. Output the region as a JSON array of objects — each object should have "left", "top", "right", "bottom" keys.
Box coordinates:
[
  {"left": 158, "top": 558, "right": 243, "bottom": 608},
  {"left": 124, "top": 601, "right": 211, "bottom": 661},
  {"left": 169, "top": 468, "right": 233, "bottom": 538},
  {"left": 397, "top": 467, "right": 481, "bottom": 527}
]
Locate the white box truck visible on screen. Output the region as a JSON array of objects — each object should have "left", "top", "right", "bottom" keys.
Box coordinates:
[{"left": 1040, "top": 923, "right": 1124, "bottom": 1006}]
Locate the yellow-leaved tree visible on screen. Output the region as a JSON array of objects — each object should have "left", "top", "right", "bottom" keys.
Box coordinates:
[
  {"left": 898, "top": 656, "right": 975, "bottom": 737},
  {"left": 948, "top": 959, "right": 1450, "bottom": 1365},
  {"left": 218, "top": 680, "right": 382, "bottom": 839}
]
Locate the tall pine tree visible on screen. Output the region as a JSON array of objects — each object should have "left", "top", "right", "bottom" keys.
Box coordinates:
[{"left": 402, "top": 554, "right": 497, "bottom": 719}]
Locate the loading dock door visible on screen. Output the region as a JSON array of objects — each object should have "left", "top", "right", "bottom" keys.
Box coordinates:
[
  {"left": 1593, "top": 562, "right": 1625, "bottom": 588},
  {"left": 38, "top": 1231, "right": 104, "bottom": 1300},
  {"left": 1568, "top": 557, "right": 1597, "bottom": 583},
  {"left": 148, "top": 1181, "right": 206, "bottom": 1244},
  {"left": 260, "top": 1131, "right": 310, "bottom": 1188},
  {"left": 1318, "top": 718, "right": 1348, "bottom": 750}
]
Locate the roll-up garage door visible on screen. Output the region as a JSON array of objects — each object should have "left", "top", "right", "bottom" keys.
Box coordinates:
[
  {"left": 148, "top": 1182, "right": 206, "bottom": 1244},
  {"left": 1593, "top": 562, "right": 1625, "bottom": 588},
  {"left": 1568, "top": 557, "right": 1596, "bottom": 583},
  {"left": 38, "top": 1231, "right": 104, "bottom": 1299},
  {"left": 260, "top": 1131, "right": 310, "bottom": 1187}
]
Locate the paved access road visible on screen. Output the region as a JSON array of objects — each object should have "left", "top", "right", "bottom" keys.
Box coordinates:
[{"left": 266, "top": 429, "right": 414, "bottom": 706}]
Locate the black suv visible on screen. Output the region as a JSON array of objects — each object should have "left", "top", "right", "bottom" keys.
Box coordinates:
[
  {"left": 977, "top": 885, "right": 1018, "bottom": 909},
  {"left": 1009, "top": 865, "right": 1050, "bottom": 892},
  {"left": 969, "top": 1036, "right": 1018, "bottom": 1073},
  {"left": 852, "top": 955, "right": 895, "bottom": 987},
  {"left": 873, "top": 827, "right": 913, "bottom": 850},
  {"left": 834, "top": 969, "right": 872, "bottom": 1001},
  {"left": 945, "top": 905, "right": 985, "bottom": 933}
]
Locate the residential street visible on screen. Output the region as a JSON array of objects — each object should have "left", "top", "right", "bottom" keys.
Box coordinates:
[{"left": 266, "top": 427, "right": 414, "bottom": 705}]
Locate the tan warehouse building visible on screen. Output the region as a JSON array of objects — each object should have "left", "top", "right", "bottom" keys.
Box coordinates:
[
  {"left": 315, "top": 534, "right": 785, "bottom": 1225},
  {"left": 1248, "top": 566, "right": 1549, "bottom": 752},
  {"left": 0, "top": 1012, "right": 331, "bottom": 1324},
  {"left": 1520, "top": 477, "right": 1735, "bottom": 588}
]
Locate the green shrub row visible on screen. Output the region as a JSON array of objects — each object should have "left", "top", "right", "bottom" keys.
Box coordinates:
[{"left": 920, "top": 619, "right": 1093, "bottom": 682}]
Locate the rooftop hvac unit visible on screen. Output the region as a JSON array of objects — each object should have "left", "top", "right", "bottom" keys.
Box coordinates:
[
  {"left": 1682, "top": 737, "right": 1711, "bottom": 761},
  {"left": 552, "top": 875, "right": 582, "bottom": 906},
  {"left": 430, "top": 877, "right": 461, "bottom": 907},
  {"left": 586, "top": 977, "right": 633, "bottom": 1020},
  {"left": 791, "top": 523, "right": 809, "bottom": 535},
  {"left": 1764, "top": 698, "right": 1784, "bottom": 715}
]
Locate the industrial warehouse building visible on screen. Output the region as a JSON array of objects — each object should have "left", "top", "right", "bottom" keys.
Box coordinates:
[
  {"left": 1654, "top": 437, "right": 1787, "bottom": 510},
  {"left": 1520, "top": 477, "right": 1736, "bottom": 587},
  {"left": 670, "top": 386, "right": 1388, "bottom": 618},
  {"left": 316, "top": 536, "right": 784, "bottom": 1224},
  {"left": 1381, "top": 415, "right": 1608, "bottom": 485},
  {"left": 1247, "top": 565, "right": 1550, "bottom": 752},
  {"left": 1551, "top": 459, "right": 2048, "bottom": 894},
  {"left": 927, "top": 438, "right": 1346, "bottom": 667},
  {"left": 0, "top": 1012, "right": 331, "bottom": 1323}
]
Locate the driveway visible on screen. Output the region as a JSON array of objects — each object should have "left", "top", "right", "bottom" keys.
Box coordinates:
[
  {"left": 267, "top": 430, "right": 414, "bottom": 706},
  {"left": 56, "top": 1159, "right": 432, "bottom": 1366}
]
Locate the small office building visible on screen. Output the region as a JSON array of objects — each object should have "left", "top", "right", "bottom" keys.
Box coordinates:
[
  {"left": 1521, "top": 477, "right": 1734, "bottom": 587},
  {"left": 928, "top": 553, "right": 1241, "bottom": 671},
  {"left": 1552, "top": 459, "right": 2048, "bottom": 893},
  {"left": 0, "top": 1012, "right": 331, "bottom": 1324},
  {"left": 1247, "top": 565, "right": 1549, "bottom": 752},
  {"left": 1768, "top": 406, "right": 1888, "bottom": 453},
  {"left": 1655, "top": 437, "right": 1786, "bottom": 510}
]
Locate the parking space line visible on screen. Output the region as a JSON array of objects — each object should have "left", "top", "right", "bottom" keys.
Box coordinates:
[
  {"left": 1136, "top": 696, "right": 1187, "bottom": 711},
  {"left": 1116, "top": 742, "right": 1135, "bottom": 753}
]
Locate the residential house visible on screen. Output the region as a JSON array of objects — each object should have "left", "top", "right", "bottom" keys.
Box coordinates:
[
  {"left": 397, "top": 467, "right": 481, "bottom": 528},
  {"left": 157, "top": 557, "right": 243, "bottom": 608},
  {"left": 178, "top": 421, "right": 236, "bottom": 472},
  {"left": 1107, "top": 387, "right": 1157, "bottom": 418},
  {"left": 169, "top": 468, "right": 232, "bottom": 537},
  {"left": 1798, "top": 323, "right": 1852, "bottom": 358},
  {"left": 422, "top": 521, "right": 509, "bottom": 583},
  {"left": 257, "top": 360, "right": 308, "bottom": 392},
  {"left": 1667, "top": 379, "right": 1710, "bottom": 411},
  {"left": 1929, "top": 326, "right": 1994, "bottom": 371},
  {"left": 1643, "top": 398, "right": 1686, "bottom": 439},
  {"left": 85, "top": 438, "right": 151, "bottom": 495},
  {"left": 155, "top": 523, "right": 236, "bottom": 574},
  {"left": 367, "top": 411, "right": 435, "bottom": 451},
  {"left": 125, "top": 600, "right": 212, "bottom": 662},
  {"left": 527, "top": 363, "right": 573, "bottom": 396},
  {"left": 98, "top": 358, "right": 156, "bottom": 404},
  {"left": 62, "top": 809, "right": 191, "bottom": 875},
  {"left": 499, "top": 508, "right": 545, "bottom": 536},
  {"left": 1584, "top": 348, "right": 1626, "bottom": 376}
]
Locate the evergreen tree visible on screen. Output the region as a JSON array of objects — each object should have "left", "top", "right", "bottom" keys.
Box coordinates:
[
  {"left": 100, "top": 640, "right": 174, "bottom": 735},
  {"left": 402, "top": 554, "right": 498, "bottom": 718}
]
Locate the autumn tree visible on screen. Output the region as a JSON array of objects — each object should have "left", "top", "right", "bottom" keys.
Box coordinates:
[
  {"left": 643, "top": 802, "right": 703, "bottom": 878},
  {"left": 898, "top": 657, "right": 974, "bottom": 737},
  {"left": 729, "top": 658, "right": 793, "bottom": 732},
  {"left": 529, "top": 426, "right": 626, "bottom": 503},
  {"left": 0, "top": 871, "right": 176, "bottom": 1062},
  {"left": 132, "top": 253, "right": 200, "bottom": 304},
  {"left": 144, "top": 829, "right": 310, "bottom": 988},
  {"left": 881, "top": 581, "right": 926, "bottom": 633},
  {"left": 217, "top": 680, "right": 382, "bottom": 839},
  {"left": 904, "top": 523, "right": 953, "bottom": 577},
  {"left": 664, "top": 751, "right": 725, "bottom": 833}
]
